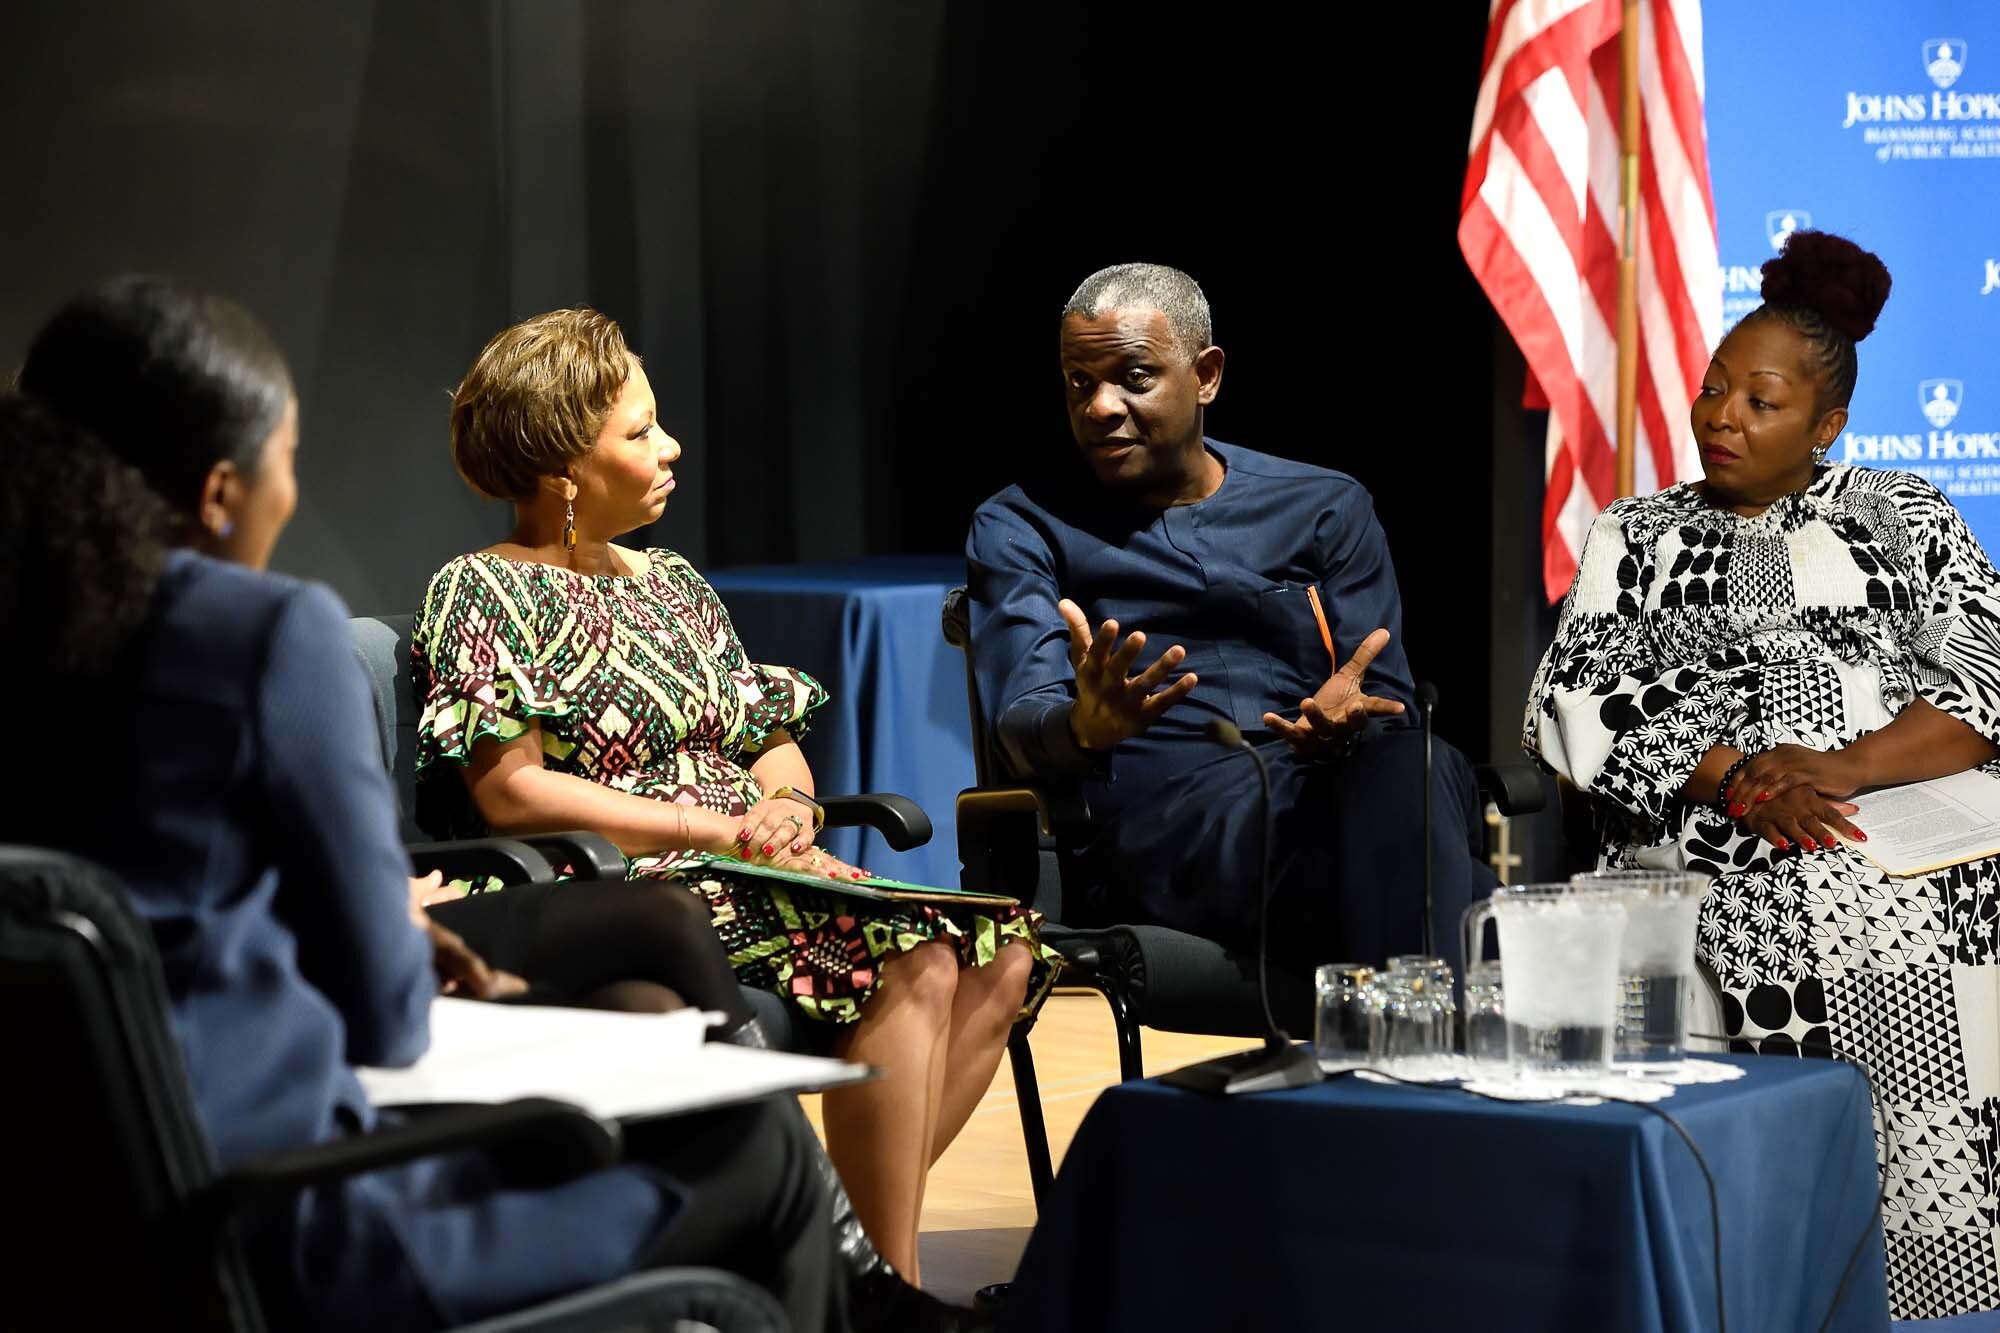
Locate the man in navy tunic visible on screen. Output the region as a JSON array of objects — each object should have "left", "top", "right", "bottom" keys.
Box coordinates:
[{"left": 965, "top": 263, "right": 1490, "bottom": 976}]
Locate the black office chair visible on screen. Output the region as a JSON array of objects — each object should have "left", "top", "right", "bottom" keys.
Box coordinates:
[
  {"left": 0, "top": 845, "right": 788, "bottom": 1332},
  {"left": 943, "top": 587, "right": 1548, "bottom": 1205},
  {"left": 348, "top": 612, "right": 934, "bottom": 1052}
]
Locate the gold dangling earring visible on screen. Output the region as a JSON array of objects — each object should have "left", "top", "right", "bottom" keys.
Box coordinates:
[{"left": 563, "top": 493, "right": 577, "bottom": 551}]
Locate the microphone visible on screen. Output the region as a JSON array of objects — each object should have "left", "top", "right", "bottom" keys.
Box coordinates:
[
  {"left": 1159, "top": 718, "right": 1325, "bottom": 1095},
  {"left": 1417, "top": 682, "right": 1438, "bottom": 957}
]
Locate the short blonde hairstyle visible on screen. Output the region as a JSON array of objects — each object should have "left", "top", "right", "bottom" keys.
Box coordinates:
[{"left": 450, "top": 308, "right": 635, "bottom": 502}]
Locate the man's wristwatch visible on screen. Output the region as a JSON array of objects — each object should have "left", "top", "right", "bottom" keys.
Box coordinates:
[{"left": 768, "top": 786, "right": 826, "bottom": 832}]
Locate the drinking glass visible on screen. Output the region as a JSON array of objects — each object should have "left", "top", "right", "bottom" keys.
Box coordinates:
[
  {"left": 1367, "top": 971, "right": 1449, "bottom": 1073},
  {"left": 1463, "top": 961, "right": 1507, "bottom": 1064},
  {"left": 1387, "top": 954, "right": 1456, "bottom": 1051},
  {"left": 1314, "top": 964, "right": 1374, "bottom": 1065}
]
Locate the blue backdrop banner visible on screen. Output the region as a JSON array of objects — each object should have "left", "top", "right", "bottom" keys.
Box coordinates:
[{"left": 1705, "top": 2, "right": 2000, "bottom": 552}]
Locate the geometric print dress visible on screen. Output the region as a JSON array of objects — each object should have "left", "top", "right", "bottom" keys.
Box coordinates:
[
  {"left": 1526, "top": 465, "right": 2000, "bottom": 1319},
  {"left": 412, "top": 548, "right": 1059, "bottom": 1026}
]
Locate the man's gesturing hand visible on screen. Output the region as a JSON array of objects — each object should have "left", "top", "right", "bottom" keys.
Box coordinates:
[
  {"left": 1059, "top": 598, "right": 1199, "bottom": 752},
  {"left": 1262, "top": 627, "right": 1406, "bottom": 756}
]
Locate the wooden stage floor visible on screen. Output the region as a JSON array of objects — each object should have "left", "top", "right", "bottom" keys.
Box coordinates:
[{"left": 798, "top": 992, "right": 1249, "bottom": 1304}]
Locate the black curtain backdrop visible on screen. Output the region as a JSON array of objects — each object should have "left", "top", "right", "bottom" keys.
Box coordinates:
[{"left": 0, "top": 1, "right": 1538, "bottom": 772}]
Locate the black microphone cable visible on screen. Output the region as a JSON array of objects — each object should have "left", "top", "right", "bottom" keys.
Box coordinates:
[
  {"left": 1417, "top": 682, "right": 1437, "bottom": 954},
  {"left": 1332, "top": 1064, "right": 1730, "bottom": 1332},
  {"left": 1343, "top": 1041, "right": 1886, "bottom": 1333},
  {"left": 1685, "top": 1033, "right": 1887, "bottom": 1333},
  {"left": 1344, "top": 1032, "right": 1888, "bottom": 1328}
]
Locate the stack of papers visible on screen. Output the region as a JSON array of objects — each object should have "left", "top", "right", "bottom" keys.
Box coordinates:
[
  {"left": 1844, "top": 769, "right": 2000, "bottom": 876},
  {"left": 359, "top": 997, "right": 873, "bottom": 1122}
]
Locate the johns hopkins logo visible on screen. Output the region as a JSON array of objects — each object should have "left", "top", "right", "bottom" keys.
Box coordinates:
[
  {"left": 1842, "top": 380, "right": 1999, "bottom": 469},
  {"left": 1922, "top": 380, "right": 1965, "bottom": 429},
  {"left": 1926, "top": 39, "right": 1967, "bottom": 90},
  {"left": 1765, "top": 210, "right": 1811, "bottom": 250},
  {"left": 1843, "top": 40, "right": 2000, "bottom": 134}
]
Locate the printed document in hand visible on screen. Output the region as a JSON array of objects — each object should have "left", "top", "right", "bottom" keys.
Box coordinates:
[
  {"left": 1844, "top": 769, "right": 2000, "bottom": 876},
  {"left": 358, "top": 997, "right": 873, "bottom": 1121}
]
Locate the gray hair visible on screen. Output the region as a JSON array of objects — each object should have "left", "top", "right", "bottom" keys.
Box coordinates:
[{"left": 1060, "top": 263, "right": 1212, "bottom": 362}]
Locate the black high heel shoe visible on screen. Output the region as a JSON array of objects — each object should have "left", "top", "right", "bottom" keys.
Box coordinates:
[{"left": 721, "top": 1017, "right": 994, "bottom": 1332}]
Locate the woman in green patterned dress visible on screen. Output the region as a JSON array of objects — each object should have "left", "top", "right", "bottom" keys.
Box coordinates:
[{"left": 413, "top": 308, "right": 1058, "bottom": 1281}]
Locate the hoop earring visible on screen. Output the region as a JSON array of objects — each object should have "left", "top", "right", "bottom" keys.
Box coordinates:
[{"left": 563, "top": 494, "right": 577, "bottom": 551}]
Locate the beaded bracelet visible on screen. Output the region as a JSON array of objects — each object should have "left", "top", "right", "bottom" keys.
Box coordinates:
[{"left": 1715, "top": 753, "right": 1755, "bottom": 817}]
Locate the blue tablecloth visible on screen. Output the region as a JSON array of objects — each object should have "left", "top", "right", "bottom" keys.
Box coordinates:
[
  {"left": 705, "top": 556, "right": 970, "bottom": 889},
  {"left": 1004, "top": 1055, "right": 1890, "bottom": 1333}
]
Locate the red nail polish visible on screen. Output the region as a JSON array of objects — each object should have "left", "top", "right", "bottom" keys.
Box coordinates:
[
  {"left": 1728, "top": 803, "right": 1746, "bottom": 818},
  {"left": 1854, "top": 829, "right": 1868, "bottom": 842},
  {"left": 761, "top": 844, "right": 774, "bottom": 856},
  {"left": 737, "top": 829, "right": 751, "bottom": 842},
  {"left": 1801, "top": 837, "right": 1817, "bottom": 850},
  {"left": 1755, "top": 792, "right": 1772, "bottom": 803},
  {"left": 851, "top": 871, "right": 864, "bottom": 879},
  {"left": 1774, "top": 837, "right": 1790, "bottom": 850}
]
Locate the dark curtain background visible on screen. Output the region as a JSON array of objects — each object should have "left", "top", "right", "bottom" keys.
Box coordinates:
[{"left": 1, "top": 1, "right": 1552, "bottom": 835}]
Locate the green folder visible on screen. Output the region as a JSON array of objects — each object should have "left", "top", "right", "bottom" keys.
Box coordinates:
[{"left": 677, "top": 854, "right": 1021, "bottom": 909}]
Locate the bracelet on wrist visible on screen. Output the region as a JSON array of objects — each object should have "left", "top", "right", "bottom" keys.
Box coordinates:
[
  {"left": 1715, "top": 753, "right": 1755, "bottom": 816},
  {"left": 769, "top": 785, "right": 826, "bottom": 833}
]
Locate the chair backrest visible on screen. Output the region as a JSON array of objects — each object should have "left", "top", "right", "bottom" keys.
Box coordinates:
[
  {"left": 941, "top": 587, "right": 1075, "bottom": 922},
  {"left": 0, "top": 847, "right": 263, "bottom": 1331},
  {"left": 939, "top": 587, "right": 1002, "bottom": 789},
  {"left": 349, "top": 613, "right": 427, "bottom": 841}
]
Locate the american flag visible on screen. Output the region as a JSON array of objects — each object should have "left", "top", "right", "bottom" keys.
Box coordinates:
[{"left": 1459, "top": 0, "right": 1721, "bottom": 602}]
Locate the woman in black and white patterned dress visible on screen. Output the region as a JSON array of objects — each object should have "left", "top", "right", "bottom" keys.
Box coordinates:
[{"left": 1527, "top": 232, "right": 2000, "bottom": 1320}]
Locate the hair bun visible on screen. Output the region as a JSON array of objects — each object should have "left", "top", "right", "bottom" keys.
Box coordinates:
[{"left": 1759, "top": 230, "right": 1892, "bottom": 342}]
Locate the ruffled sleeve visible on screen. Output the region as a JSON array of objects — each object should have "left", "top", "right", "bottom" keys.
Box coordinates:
[
  {"left": 653, "top": 554, "right": 828, "bottom": 754},
  {"left": 1895, "top": 474, "right": 2000, "bottom": 743},
  {"left": 1524, "top": 500, "right": 1737, "bottom": 829},
  {"left": 413, "top": 555, "right": 576, "bottom": 770},
  {"left": 731, "top": 660, "right": 829, "bottom": 754}
]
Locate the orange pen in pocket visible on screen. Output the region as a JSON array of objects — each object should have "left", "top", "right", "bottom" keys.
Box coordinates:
[{"left": 1305, "top": 585, "right": 1337, "bottom": 669}]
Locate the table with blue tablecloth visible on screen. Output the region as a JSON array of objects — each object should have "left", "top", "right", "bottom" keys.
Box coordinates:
[
  {"left": 1003, "top": 1054, "right": 1890, "bottom": 1332},
  {"left": 705, "top": 556, "right": 971, "bottom": 889}
]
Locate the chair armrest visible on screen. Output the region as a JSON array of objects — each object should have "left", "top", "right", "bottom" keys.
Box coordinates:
[
  {"left": 405, "top": 838, "right": 558, "bottom": 885},
  {"left": 956, "top": 784, "right": 1092, "bottom": 842},
  {"left": 455, "top": 1268, "right": 788, "bottom": 1333},
  {"left": 818, "top": 793, "right": 934, "bottom": 851},
  {"left": 1036, "top": 923, "right": 1106, "bottom": 976},
  {"left": 1474, "top": 761, "right": 1547, "bottom": 816},
  {"left": 958, "top": 786, "right": 1047, "bottom": 837},
  {"left": 201, "top": 1097, "right": 618, "bottom": 1213},
  {"left": 509, "top": 831, "right": 628, "bottom": 881}
]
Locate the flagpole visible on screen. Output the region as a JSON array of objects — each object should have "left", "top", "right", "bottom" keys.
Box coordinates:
[{"left": 1615, "top": 0, "right": 1641, "bottom": 498}]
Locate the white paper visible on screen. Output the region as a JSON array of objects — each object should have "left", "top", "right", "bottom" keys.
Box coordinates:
[
  {"left": 358, "top": 998, "right": 873, "bottom": 1121},
  {"left": 1844, "top": 769, "right": 2000, "bottom": 876}
]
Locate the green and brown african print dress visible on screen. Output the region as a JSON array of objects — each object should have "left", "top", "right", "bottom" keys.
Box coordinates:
[{"left": 412, "top": 549, "right": 1058, "bottom": 1024}]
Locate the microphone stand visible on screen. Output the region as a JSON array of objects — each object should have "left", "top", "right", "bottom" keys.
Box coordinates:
[{"left": 1160, "top": 720, "right": 1324, "bottom": 1095}]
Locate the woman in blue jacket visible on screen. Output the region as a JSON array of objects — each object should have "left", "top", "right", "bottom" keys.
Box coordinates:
[{"left": 0, "top": 279, "right": 865, "bottom": 1331}]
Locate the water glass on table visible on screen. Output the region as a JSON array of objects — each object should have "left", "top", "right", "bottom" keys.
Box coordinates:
[
  {"left": 1570, "top": 869, "right": 1710, "bottom": 1065},
  {"left": 1386, "top": 954, "right": 1456, "bottom": 1050},
  {"left": 1462, "top": 882, "right": 1629, "bottom": 1081},
  {"left": 1463, "top": 961, "right": 1506, "bottom": 1065},
  {"left": 1367, "top": 967, "right": 1451, "bottom": 1074},
  {"left": 1314, "top": 964, "right": 1375, "bottom": 1066}
]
